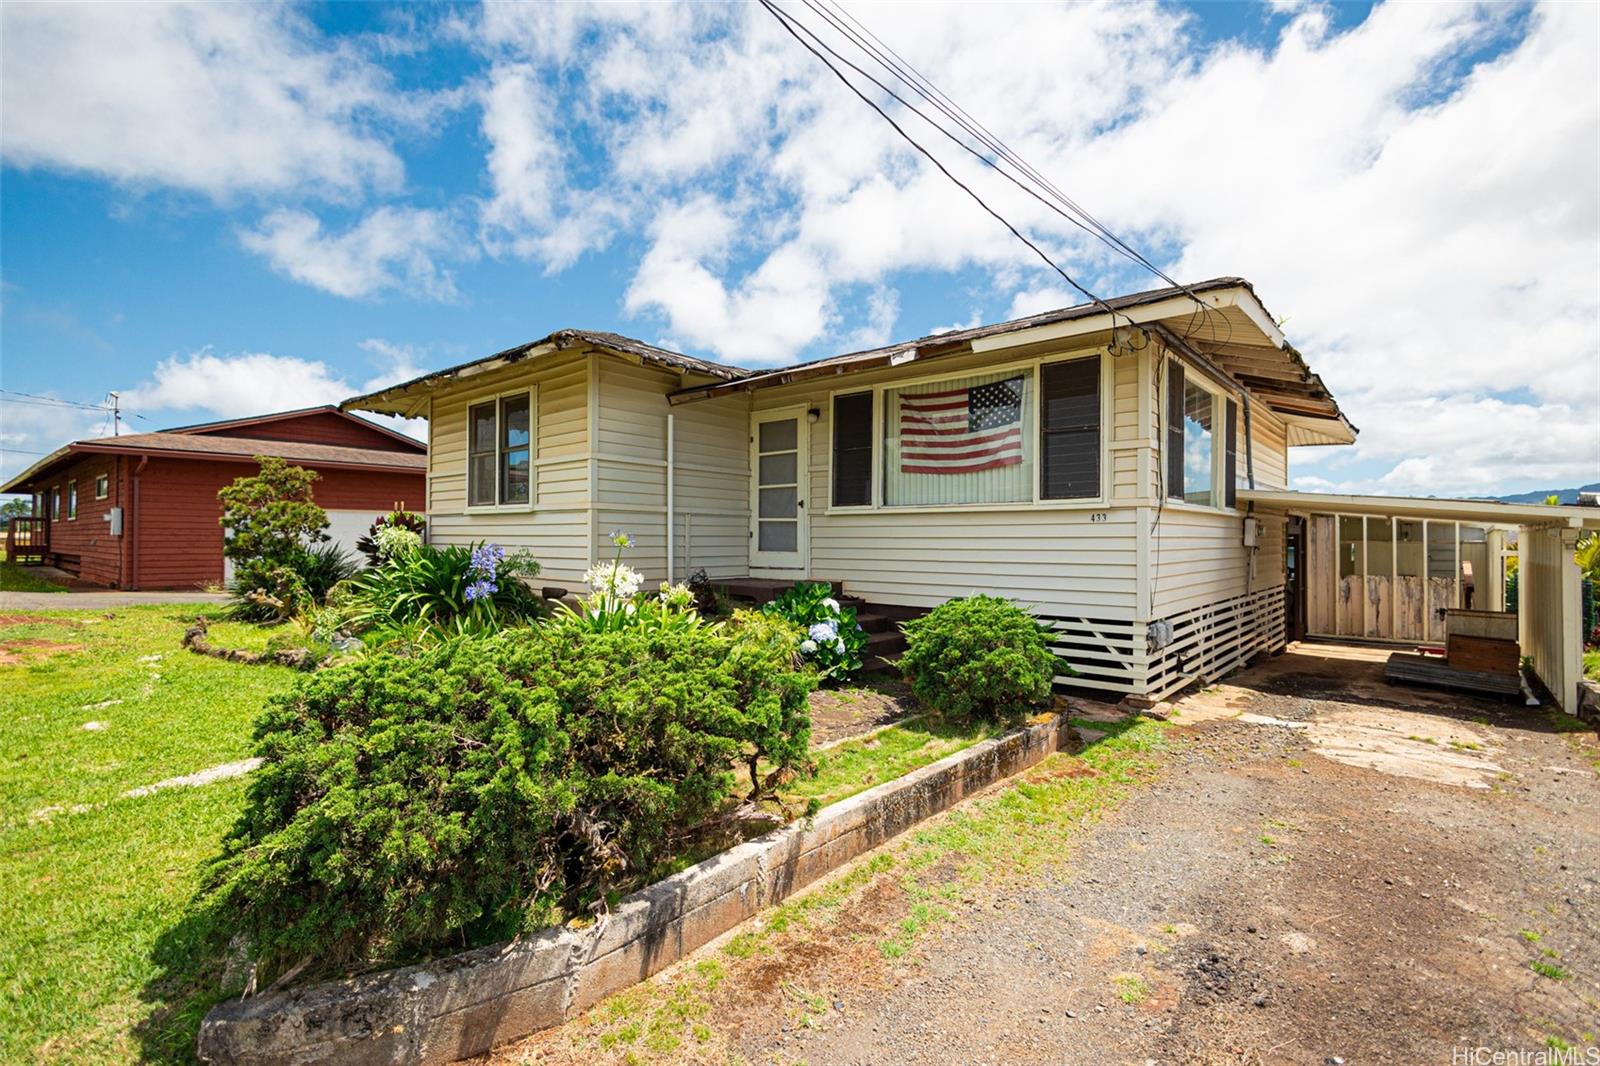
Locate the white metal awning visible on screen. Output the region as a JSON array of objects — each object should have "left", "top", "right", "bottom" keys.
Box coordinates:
[{"left": 1238, "top": 489, "right": 1600, "bottom": 529}]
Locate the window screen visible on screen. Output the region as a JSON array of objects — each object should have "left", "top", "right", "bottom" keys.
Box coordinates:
[
  {"left": 1040, "top": 355, "right": 1100, "bottom": 499},
  {"left": 500, "top": 394, "right": 531, "bottom": 506},
  {"left": 832, "top": 392, "right": 873, "bottom": 506},
  {"left": 468, "top": 401, "right": 497, "bottom": 507}
]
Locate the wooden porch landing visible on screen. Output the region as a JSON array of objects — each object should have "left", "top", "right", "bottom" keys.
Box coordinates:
[{"left": 1383, "top": 651, "right": 1524, "bottom": 699}]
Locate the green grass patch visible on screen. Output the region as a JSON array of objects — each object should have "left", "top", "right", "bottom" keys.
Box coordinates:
[
  {"left": 1, "top": 605, "right": 299, "bottom": 1063},
  {"left": 780, "top": 715, "right": 999, "bottom": 809},
  {"left": 1530, "top": 958, "right": 1570, "bottom": 981},
  {"left": 0, "top": 557, "right": 69, "bottom": 593},
  {"left": 1584, "top": 649, "right": 1599, "bottom": 682},
  {"left": 1113, "top": 973, "right": 1150, "bottom": 1004},
  {"left": 564, "top": 714, "right": 1169, "bottom": 1058}
]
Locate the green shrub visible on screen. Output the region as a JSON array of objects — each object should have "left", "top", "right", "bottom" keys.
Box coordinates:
[
  {"left": 218, "top": 456, "right": 329, "bottom": 568},
  {"left": 762, "top": 581, "right": 867, "bottom": 680},
  {"left": 338, "top": 541, "right": 544, "bottom": 641},
  {"left": 899, "top": 595, "right": 1061, "bottom": 721},
  {"left": 201, "top": 613, "right": 815, "bottom": 979},
  {"left": 225, "top": 560, "right": 311, "bottom": 623}
]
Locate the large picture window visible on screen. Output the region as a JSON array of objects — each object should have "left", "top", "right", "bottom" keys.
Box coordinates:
[
  {"left": 467, "top": 392, "right": 533, "bottom": 508},
  {"left": 882, "top": 369, "right": 1033, "bottom": 507}
]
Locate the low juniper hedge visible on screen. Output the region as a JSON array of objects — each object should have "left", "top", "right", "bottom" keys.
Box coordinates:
[
  {"left": 200, "top": 607, "right": 813, "bottom": 982},
  {"left": 899, "top": 595, "right": 1064, "bottom": 721}
]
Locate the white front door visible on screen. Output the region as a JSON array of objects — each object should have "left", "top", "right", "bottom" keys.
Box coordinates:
[{"left": 750, "top": 407, "right": 808, "bottom": 571}]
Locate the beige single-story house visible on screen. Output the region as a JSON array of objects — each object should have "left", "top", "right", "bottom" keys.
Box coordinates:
[{"left": 344, "top": 277, "right": 1599, "bottom": 713}]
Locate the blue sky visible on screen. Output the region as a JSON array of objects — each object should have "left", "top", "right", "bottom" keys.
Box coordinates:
[{"left": 2, "top": 0, "right": 1596, "bottom": 495}]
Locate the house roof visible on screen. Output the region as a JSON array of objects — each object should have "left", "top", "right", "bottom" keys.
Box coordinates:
[
  {"left": 342, "top": 328, "right": 749, "bottom": 417},
  {"left": 159, "top": 404, "right": 427, "bottom": 450},
  {"left": 340, "top": 277, "right": 1355, "bottom": 446},
  {"left": 0, "top": 430, "right": 426, "bottom": 494}
]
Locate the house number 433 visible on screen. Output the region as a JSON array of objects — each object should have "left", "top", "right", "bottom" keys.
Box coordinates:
[{"left": 1089, "top": 512, "right": 1109, "bottom": 522}]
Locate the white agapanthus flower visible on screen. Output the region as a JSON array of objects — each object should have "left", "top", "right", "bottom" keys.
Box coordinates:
[
  {"left": 658, "top": 582, "right": 693, "bottom": 609},
  {"left": 583, "top": 561, "right": 643, "bottom": 599},
  {"left": 373, "top": 525, "right": 422, "bottom": 559}
]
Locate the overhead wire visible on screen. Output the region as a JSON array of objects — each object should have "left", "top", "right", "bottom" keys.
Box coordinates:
[
  {"left": 0, "top": 389, "right": 115, "bottom": 411},
  {"left": 790, "top": 0, "right": 1230, "bottom": 347}
]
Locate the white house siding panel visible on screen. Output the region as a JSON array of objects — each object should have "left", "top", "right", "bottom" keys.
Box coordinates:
[
  {"left": 1241, "top": 405, "right": 1290, "bottom": 491},
  {"left": 423, "top": 352, "right": 593, "bottom": 583},
  {"left": 592, "top": 359, "right": 751, "bottom": 584},
  {"left": 1109, "top": 351, "right": 1145, "bottom": 501},
  {"left": 1152, "top": 505, "right": 1285, "bottom": 619}
]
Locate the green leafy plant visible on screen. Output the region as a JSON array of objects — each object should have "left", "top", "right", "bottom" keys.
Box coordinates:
[
  {"left": 217, "top": 457, "right": 329, "bottom": 568},
  {"left": 762, "top": 581, "right": 866, "bottom": 681},
  {"left": 199, "top": 610, "right": 815, "bottom": 981},
  {"left": 337, "top": 541, "right": 543, "bottom": 642},
  {"left": 354, "top": 506, "right": 427, "bottom": 564},
  {"left": 898, "top": 595, "right": 1062, "bottom": 721}
]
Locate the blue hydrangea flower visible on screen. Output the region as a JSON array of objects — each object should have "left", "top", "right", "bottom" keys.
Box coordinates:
[
  {"left": 465, "top": 579, "right": 498, "bottom": 602},
  {"left": 808, "top": 621, "right": 838, "bottom": 643}
]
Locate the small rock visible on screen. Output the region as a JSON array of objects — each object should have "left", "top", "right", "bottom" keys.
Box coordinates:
[
  {"left": 1254, "top": 995, "right": 1268, "bottom": 1007},
  {"left": 1135, "top": 944, "right": 1147, "bottom": 955},
  {"left": 1065, "top": 1010, "right": 1077, "bottom": 1019},
  {"left": 1247, "top": 924, "right": 1257, "bottom": 934}
]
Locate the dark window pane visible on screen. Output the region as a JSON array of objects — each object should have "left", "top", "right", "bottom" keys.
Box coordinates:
[
  {"left": 1165, "top": 363, "right": 1185, "bottom": 500},
  {"left": 470, "top": 402, "right": 497, "bottom": 454},
  {"left": 759, "top": 520, "right": 797, "bottom": 551},
  {"left": 758, "top": 418, "right": 797, "bottom": 452},
  {"left": 501, "top": 447, "right": 530, "bottom": 505},
  {"left": 1040, "top": 356, "right": 1100, "bottom": 499},
  {"left": 759, "top": 486, "right": 797, "bottom": 518},
  {"left": 501, "top": 394, "right": 530, "bottom": 449},
  {"left": 759, "top": 452, "right": 797, "bottom": 485},
  {"left": 832, "top": 392, "right": 873, "bottom": 506},
  {"left": 1224, "top": 398, "right": 1238, "bottom": 508},
  {"left": 469, "top": 455, "right": 496, "bottom": 507}
]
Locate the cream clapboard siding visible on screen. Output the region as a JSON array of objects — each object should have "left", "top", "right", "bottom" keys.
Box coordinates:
[
  {"left": 1151, "top": 504, "right": 1284, "bottom": 618},
  {"left": 1519, "top": 525, "right": 1583, "bottom": 714},
  {"left": 592, "top": 357, "right": 751, "bottom": 583},
  {"left": 426, "top": 352, "right": 592, "bottom": 581},
  {"left": 748, "top": 342, "right": 1141, "bottom": 620},
  {"left": 1240, "top": 403, "right": 1290, "bottom": 490}
]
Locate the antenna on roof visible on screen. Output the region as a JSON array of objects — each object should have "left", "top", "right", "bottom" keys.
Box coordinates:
[{"left": 108, "top": 392, "right": 121, "bottom": 436}]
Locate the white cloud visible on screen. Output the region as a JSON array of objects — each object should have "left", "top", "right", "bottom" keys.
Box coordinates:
[
  {"left": 0, "top": 3, "right": 418, "bottom": 200},
  {"left": 461, "top": 0, "right": 1597, "bottom": 494},
  {"left": 239, "top": 207, "right": 463, "bottom": 301}
]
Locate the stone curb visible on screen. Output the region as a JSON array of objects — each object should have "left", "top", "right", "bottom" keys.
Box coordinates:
[{"left": 198, "top": 712, "right": 1072, "bottom": 1064}]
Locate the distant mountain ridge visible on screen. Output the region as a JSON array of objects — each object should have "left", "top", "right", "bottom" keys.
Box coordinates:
[{"left": 1487, "top": 482, "right": 1600, "bottom": 504}]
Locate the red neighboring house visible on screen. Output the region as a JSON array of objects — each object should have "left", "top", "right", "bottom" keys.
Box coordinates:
[{"left": 2, "top": 406, "right": 426, "bottom": 590}]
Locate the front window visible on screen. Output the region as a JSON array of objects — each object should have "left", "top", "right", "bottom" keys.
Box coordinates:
[
  {"left": 1181, "top": 382, "right": 1215, "bottom": 506},
  {"left": 882, "top": 369, "right": 1033, "bottom": 506},
  {"left": 468, "top": 392, "right": 532, "bottom": 507},
  {"left": 95, "top": 473, "right": 109, "bottom": 499}
]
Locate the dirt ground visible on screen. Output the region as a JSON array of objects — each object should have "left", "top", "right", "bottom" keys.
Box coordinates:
[
  {"left": 495, "top": 644, "right": 1600, "bottom": 1065},
  {"left": 807, "top": 676, "right": 920, "bottom": 748}
]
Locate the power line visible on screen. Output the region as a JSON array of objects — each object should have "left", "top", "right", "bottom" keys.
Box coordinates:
[
  {"left": 766, "top": 0, "right": 1228, "bottom": 344},
  {"left": 0, "top": 389, "right": 114, "bottom": 411},
  {"left": 757, "top": 0, "right": 1123, "bottom": 324}
]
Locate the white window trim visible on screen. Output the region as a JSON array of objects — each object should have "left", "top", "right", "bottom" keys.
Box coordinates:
[
  {"left": 820, "top": 347, "right": 1110, "bottom": 515},
  {"left": 464, "top": 386, "right": 537, "bottom": 514},
  {"left": 1162, "top": 355, "right": 1237, "bottom": 515},
  {"left": 66, "top": 479, "right": 78, "bottom": 520},
  {"left": 94, "top": 473, "right": 109, "bottom": 500}
]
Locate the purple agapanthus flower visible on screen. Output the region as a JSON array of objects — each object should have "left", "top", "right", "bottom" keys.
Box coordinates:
[
  {"left": 470, "top": 543, "right": 505, "bottom": 577},
  {"left": 465, "top": 579, "right": 498, "bottom": 602}
]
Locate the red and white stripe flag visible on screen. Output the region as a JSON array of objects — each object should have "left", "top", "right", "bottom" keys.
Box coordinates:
[{"left": 899, "top": 376, "right": 1025, "bottom": 474}]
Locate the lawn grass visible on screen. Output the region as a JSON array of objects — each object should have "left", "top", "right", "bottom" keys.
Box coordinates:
[
  {"left": 780, "top": 713, "right": 1000, "bottom": 809},
  {"left": 0, "top": 552, "right": 69, "bottom": 593},
  {"left": 558, "top": 715, "right": 1169, "bottom": 1059},
  {"left": 0, "top": 605, "right": 298, "bottom": 1064}
]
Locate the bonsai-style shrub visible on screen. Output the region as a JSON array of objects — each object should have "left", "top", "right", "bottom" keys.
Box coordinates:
[
  {"left": 219, "top": 457, "right": 335, "bottom": 621},
  {"left": 762, "top": 581, "right": 867, "bottom": 680},
  {"left": 898, "top": 595, "right": 1061, "bottom": 721},
  {"left": 201, "top": 610, "right": 815, "bottom": 980}
]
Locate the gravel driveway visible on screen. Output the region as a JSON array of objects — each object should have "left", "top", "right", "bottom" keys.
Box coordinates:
[{"left": 495, "top": 644, "right": 1600, "bottom": 1065}]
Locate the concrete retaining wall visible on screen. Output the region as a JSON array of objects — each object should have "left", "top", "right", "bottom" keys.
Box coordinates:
[{"left": 198, "top": 713, "right": 1073, "bottom": 1064}]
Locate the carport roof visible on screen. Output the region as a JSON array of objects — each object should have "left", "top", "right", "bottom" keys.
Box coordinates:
[{"left": 1238, "top": 488, "right": 1600, "bottom": 529}]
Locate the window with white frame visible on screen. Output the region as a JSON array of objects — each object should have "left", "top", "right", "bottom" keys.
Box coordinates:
[
  {"left": 1163, "top": 361, "right": 1244, "bottom": 509},
  {"left": 881, "top": 369, "right": 1034, "bottom": 507},
  {"left": 467, "top": 392, "right": 532, "bottom": 507},
  {"left": 95, "top": 473, "right": 109, "bottom": 499}
]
